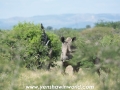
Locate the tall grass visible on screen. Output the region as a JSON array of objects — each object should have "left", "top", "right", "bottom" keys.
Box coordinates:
[{"left": 0, "top": 61, "right": 119, "bottom": 90}]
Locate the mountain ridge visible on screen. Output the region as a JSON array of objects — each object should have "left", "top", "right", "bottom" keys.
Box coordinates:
[{"left": 0, "top": 13, "right": 120, "bottom": 29}]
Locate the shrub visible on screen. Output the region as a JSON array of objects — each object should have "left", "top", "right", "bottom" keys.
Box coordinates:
[{"left": 1, "top": 22, "right": 61, "bottom": 69}]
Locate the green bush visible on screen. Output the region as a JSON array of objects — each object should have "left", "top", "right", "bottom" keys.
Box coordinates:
[{"left": 0, "top": 22, "right": 61, "bottom": 69}]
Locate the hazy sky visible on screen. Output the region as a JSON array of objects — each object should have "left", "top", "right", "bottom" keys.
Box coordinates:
[{"left": 0, "top": 0, "right": 120, "bottom": 18}]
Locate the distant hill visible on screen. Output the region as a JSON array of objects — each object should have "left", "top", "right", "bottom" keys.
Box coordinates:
[{"left": 0, "top": 13, "right": 120, "bottom": 29}]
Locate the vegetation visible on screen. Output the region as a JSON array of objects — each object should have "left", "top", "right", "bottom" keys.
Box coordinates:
[
  {"left": 0, "top": 22, "right": 61, "bottom": 70},
  {"left": 95, "top": 20, "right": 120, "bottom": 29},
  {"left": 0, "top": 21, "right": 120, "bottom": 90}
]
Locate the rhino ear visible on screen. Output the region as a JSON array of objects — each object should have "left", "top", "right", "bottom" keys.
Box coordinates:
[
  {"left": 60, "top": 37, "right": 65, "bottom": 43},
  {"left": 72, "top": 37, "right": 76, "bottom": 42}
]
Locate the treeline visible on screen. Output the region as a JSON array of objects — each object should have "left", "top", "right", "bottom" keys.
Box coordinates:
[
  {"left": 95, "top": 20, "right": 120, "bottom": 29},
  {"left": 46, "top": 21, "right": 120, "bottom": 30}
]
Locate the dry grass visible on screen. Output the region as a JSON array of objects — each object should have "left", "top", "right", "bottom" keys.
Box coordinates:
[
  {"left": 13, "top": 65, "right": 100, "bottom": 90},
  {"left": 0, "top": 60, "right": 120, "bottom": 90}
]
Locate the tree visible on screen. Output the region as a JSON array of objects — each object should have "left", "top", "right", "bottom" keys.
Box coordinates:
[
  {"left": 86, "top": 25, "right": 91, "bottom": 28},
  {"left": 46, "top": 26, "right": 53, "bottom": 30},
  {"left": 6, "top": 22, "right": 61, "bottom": 69}
]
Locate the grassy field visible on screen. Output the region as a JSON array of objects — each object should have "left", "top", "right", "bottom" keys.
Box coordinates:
[{"left": 0, "top": 59, "right": 120, "bottom": 90}]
